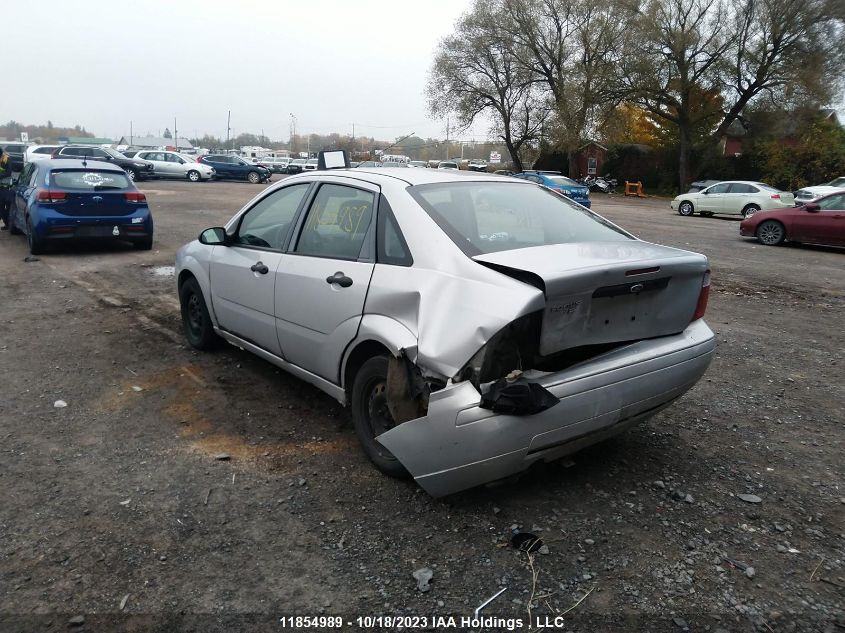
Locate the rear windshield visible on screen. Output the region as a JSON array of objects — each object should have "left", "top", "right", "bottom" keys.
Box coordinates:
[
  {"left": 51, "top": 170, "right": 130, "bottom": 189},
  {"left": 546, "top": 176, "right": 579, "bottom": 186},
  {"left": 410, "top": 181, "right": 631, "bottom": 256}
]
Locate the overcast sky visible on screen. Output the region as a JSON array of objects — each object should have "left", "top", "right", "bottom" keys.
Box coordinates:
[{"left": 5, "top": 0, "right": 479, "bottom": 142}]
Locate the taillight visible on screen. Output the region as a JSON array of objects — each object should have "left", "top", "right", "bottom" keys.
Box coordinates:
[
  {"left": 692, "top": 270, "right": 711, "bottom": 321},
  {"left": 124, "top": 192, "right": 147, "bottom": 203},
  {"left": 771, "top": 193, "right": 781, "bottom": 199},
  {"left": 36, "top": 190, "right": 67, "bottom": 203}
]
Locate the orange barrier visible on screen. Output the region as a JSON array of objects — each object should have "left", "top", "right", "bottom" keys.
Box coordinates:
[{"left": 624, "top": 181, "right": 647, "bottom": 198}]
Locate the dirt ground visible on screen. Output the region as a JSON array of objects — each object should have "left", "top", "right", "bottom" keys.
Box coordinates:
[{"left": 0, "top": 178, "right": 842, "bottom": 633}]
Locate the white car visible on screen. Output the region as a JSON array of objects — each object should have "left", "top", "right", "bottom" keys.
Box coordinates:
[
  {"left": 303, "top": 158, "right": 318, "bottom": 171},
  {"left": 793, "top": 177, "right": 845, "bottom": 204},
  {"left": 671, "top": 181, "right": 795, "bottom": 217},
  {"left": 134, "top": 150, "right": 215, "bottom": 182},
  {"left": 261, "top": 156, "right": 292, "bottom": 173},
  {"left": 438, "top": 161, "right": 459, "bottom": 170},
  {"left": 24, "top": 145, "right": 60, "bottom": 164}
]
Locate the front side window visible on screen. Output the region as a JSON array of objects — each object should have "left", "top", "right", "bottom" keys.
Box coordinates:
[
  {"left": 818, "top": 194, "right": 845, "bottom": 210},
  {"left": 294, "top": 184, "right": 375, "bottom": 260},
  {"left": 410, "top": 181, "right": 631, "bottom": 256},
  {"left": 706, "top": 183, "right": 731, "bottom": 194},
  {"left": 234, "top": 184, "right": 310, "bottom": 250}
]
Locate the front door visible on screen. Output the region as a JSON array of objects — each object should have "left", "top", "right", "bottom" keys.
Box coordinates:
[
  {"left": 209, "top": 182, "right": 312, "bottom": 356},
  {"left": 794, "top": 193, "right": 845, "bottom": 245},
  {"left": 699, "top": 182, "right": 730, "bottom": 212},
  {"left": 275, "top": 181, "right": 378, "bottom": 381}
]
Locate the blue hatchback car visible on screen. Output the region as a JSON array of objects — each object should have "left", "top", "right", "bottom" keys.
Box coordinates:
[
  {"left": 512, "top": 170, "right": 591, "bottom": 208},
  {"left": 9, "top": 159, "right": 154, "bottom": 254}
]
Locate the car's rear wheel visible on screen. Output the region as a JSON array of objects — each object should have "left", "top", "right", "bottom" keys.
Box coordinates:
[
  {"left": 247, "top": 171, "right": 260, "bottom": 184},
  {"left": 179, "top": 277, "right": 220, "bottom": 350},
  {"left": 756, "top": 220, "right": 785, "bottom": 246},
  {"left": 125, "top": 168, "right": 138, "bottom": 182},
  {"left": 351, "top": 355, "right": 410, "bottom": 479},
  {"left": 741, "top": 204, "right": 760, "bottom": 218},
  {"left": 26, "top": 217, "right": 45, "bottom": 255},
  {"left": 187, "top": 170, "right": 201, "bottom": 182},
  {"left": 678, "top": 201, "right": 695, "bottom": 216}
]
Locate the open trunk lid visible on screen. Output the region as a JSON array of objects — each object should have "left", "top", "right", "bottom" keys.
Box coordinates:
[{"left": 473, "top": 241, "right": 708, "bottom": 356}]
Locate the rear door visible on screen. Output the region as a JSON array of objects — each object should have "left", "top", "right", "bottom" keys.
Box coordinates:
[
  {"left": 209, "top": 182, "right": 312, "bottom": 356},
  {"left": 138, "top": 152, "right": 171, "bottom": 176},
  {"left": 726, "top": 183, "right": 757, "bottom": 214},
  {"left": 274, "top": 179, "right": 378, "bottom": 381}
]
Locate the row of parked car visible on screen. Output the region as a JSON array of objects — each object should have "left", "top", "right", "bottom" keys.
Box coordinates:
[{"left": 672, "top": 178, "right": 845, "bottom": 247}]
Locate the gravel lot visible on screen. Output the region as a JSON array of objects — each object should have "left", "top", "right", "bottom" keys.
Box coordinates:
[{"left": 1, "top": 177, "right": 842, "bottom": 632}]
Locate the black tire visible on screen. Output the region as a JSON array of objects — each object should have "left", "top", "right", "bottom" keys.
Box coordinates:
[
  {"left": 179, "top": 277, "right": 220, "bottom": 350},
  {"left": 756, "top": 220, "right": 786, "bottom": 246},
  {"left": 741, "top": 204, "right": 760, "bottom": 218},
  {"left": 246, "top": 171, "right": 260, "bottom": 184},
  {"left": 133, "top": 236, "right": 153, "bottom": 250},
  {"left": 187, "top": 170, "right": 201, "bottom": 182},
  {"left": 678, "top": 200, "right": 695, "bottom": 216},
  {"left": 9, "top": 210, "right": 22, "bottom": 235},
  {"left": 351, "top": 355, "right": 410, "bottom": 478},
  {"left": 125, "top": 168, "right": 138, "bottom": 182},
  {"left": 26, "top": 217, "right": 45, "bottom": 255}
]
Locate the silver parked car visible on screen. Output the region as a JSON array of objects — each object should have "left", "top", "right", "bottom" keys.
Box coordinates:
[
  {"left": 134, "top": 150, "right": 215, "bottom": 181},
  {"left": 175, "top": 167, "right": 715, "bottom": 496}
]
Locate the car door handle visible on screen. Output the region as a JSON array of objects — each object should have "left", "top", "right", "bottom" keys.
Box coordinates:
[
  {"left": 250, "top": 261, "right": 269, "bottom": 274},
  {"left": 326, "top": 272, "right": 353, "bottom": 288}
]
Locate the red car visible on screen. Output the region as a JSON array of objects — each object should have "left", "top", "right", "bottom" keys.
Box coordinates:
[{"left": 740, "top": 191, "right": 845, "bottom": 247}]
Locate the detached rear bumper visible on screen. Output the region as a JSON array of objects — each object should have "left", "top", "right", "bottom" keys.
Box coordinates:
[{"left": 377, "top": 319, "right": 715, "bottom": 497}]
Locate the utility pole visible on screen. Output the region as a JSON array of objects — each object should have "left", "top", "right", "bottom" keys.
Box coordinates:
[{"left": 226, "top": 110, "right": 231, "bottom": 152}]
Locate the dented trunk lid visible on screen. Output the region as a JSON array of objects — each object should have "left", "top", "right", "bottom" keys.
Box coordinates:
[{"left": 473, "top": 241, "right": 708, "bottom": 355}]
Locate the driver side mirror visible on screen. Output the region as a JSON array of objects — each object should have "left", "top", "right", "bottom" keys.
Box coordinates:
[
  {"left": 199, "top": 227, "right": 228, "bottom": 245},
  {"left": 804, "top": 202, "right": 820, "bottom": 213}
]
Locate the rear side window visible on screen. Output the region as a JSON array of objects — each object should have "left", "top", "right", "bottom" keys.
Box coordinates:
[
  {"left": 729, "top": 183, "right": 757, "bottom": 194},
  {"left": 377, "top": 197, "right": 412, "bottom": 266},
  {"left": 50, "top": 170, "right": 130, "bottom": 189},
  {"left": 411, "top": 181, "right": 630, "bottom": 256},
  {"left": 61, "top": 147, "right": 89, "bottom": 157},
  {"left": 295, "top": 184, "right": 375, "bottom": 260}
]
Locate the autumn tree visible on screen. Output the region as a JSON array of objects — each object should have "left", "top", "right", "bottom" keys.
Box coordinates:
[{"left": 427, "top": 0, "right": 549, "bottom": 170}]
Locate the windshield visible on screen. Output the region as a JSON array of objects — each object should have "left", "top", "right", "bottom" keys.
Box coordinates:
[
  {"left": 306, "top": 159, "right": 318, "bottom": 165},
  {"left": 293, "top": 159, "right": 307, "bottom": 165},
  {"left": 546, "top": 176, "right": 579, "bottom": 186},
  {"left": 51, "top": 169, "right": 130, "bottom": 189},
  {"left": 825, "top": 177, "right": 845, "bottom": 187},
  {"left": 410, "top": 182, "right": 631, "bottom": 256},
  {"left": 177, "top": 153, "right": 196, "bottom": 162},
  {"left": 104, "top": 148, "right": 127, "bottom": 159}
]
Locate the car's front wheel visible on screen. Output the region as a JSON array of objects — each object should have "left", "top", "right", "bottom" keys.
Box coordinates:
[
  {"left": 187, "top": 170, "right": 201, "bottom": 182},
  {"left": 247, "top": 171, "right": 260, "bottom": 184},
  {"left": 756, "top": 220, "right": 785, "bottom": 246},
  {"left": 678, "top": 200, "right": 695, "bottom": 216},
  {"left": 351, "top": 355, "right": 410, "bottom": 478},
  {"left": 179, "top": 277, "right": 220, "bottom": 350}
]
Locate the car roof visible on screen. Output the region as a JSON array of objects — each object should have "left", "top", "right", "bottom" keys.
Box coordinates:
[{"left": 284, "top": 167, "right": 533, "bottom": 187}]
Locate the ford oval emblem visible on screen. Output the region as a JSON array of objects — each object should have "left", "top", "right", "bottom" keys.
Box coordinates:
[{"left": 630, "top": 283, "right": 645, "bottom": 293}]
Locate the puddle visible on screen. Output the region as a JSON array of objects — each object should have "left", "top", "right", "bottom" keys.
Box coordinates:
[{"left": 150, "top": 265, "right": 175, "bottom": 277}]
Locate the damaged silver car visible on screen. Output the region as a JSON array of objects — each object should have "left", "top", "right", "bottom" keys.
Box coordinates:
[{"left": 176, "top": 156, "right": 715, "bottom": 496}]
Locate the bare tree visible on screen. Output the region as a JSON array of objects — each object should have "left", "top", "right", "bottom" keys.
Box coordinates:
[{"left": 427, "top": 0, "right": 548, "bottom": 169}]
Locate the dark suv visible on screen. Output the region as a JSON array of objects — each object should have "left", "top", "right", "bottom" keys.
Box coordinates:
[
  {"left": 1, "top": 143, "right": 28, "bottom": 172},
  {"left": 52, "top": 146, "right": 155, "bottom": 181},
  {"left": 197, "top": 155, "right": 270, "bottom": 183}
]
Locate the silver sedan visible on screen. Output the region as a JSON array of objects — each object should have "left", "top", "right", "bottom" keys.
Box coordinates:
[
  {"left": 175, "top": 167, "right": 715, "bottom": 496},
  {"left": 134, "top": 150, "right": 215, "bottom": 182}
]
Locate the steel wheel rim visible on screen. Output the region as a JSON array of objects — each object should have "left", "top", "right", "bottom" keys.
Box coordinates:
[
  {"left": 365, "top": 379, "right": 397, "bottom": 459},
  {"left": 186, "top": 293, "right": 203, "bottom": 336},
  {"left": 759, "top": 222, "right": 783, "bottom": 244}
]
